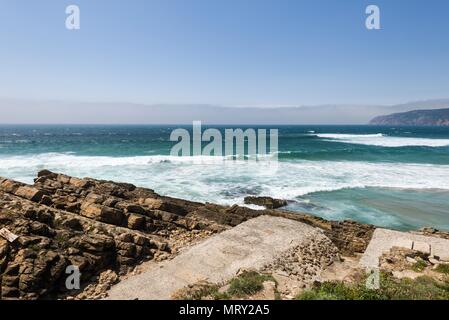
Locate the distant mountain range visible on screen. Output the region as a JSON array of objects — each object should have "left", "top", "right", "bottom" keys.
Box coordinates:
[
  {"left": 370, "top": 108, "right": 449, "bottom": 126},
  {"left": 1, "top": 98, "right": 449, "bottom": 124}
]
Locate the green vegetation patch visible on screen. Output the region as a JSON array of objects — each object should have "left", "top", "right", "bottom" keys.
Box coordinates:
[
  {"left": 296, "top": 272, "right": 449, "bottom": 300},
  {"left": 411, "top": 260, "right": 427, "bottom": 272},
  {"left": 173, "top": 282, "right": 230, "bottom": 300},
  {"left": 435, "top": 264, "right": 449, "bottom": 274},
  {"left": 227, "top": 271, "right": 276, "bottom": 297},
  {"left": 174, "top": 271, "right": 277, "bottom": 300}
]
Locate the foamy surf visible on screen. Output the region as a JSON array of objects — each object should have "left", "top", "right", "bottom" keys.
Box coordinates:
[
  {"left": 1, "top": 153, "right": 449, "bottom": 205},
  {"left": 316, "top": 133, "right": 449, "bottom": 147},
  {"left": 2, "top": 124, "right": 449, "bottom": 230}
]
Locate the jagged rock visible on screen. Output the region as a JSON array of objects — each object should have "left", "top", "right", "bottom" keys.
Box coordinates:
[
  {"left": 0, "top": 179, "right": 23, "bottom": 194},
  {"left": 69, "top": 177, "right": 93, "bottom": 189},
  {"left": 38, "top": 170, "right": 56, "bottom": 178},
  {"left": 40, "top": 195, "right": 53, "bottom": 206},
  {"left": 84, "top": 193, "right": 105, "bottom": 205},
  {"left": 244, "top": 196, "right": 288, "bottom": 209},
  {"left": 76, "top": 234, "right": 115, "bottom": 253},
  {"left": 75, "top": 269, "right": 119, "bottom": 300},
  {"left": 127, "top": 214, "right": 146, "bottom": 230},
  {"left": 140, "top": 198, "right": 188, "bottom": 216},
  {"left": 103, "top": 197, "right": 119, "bottom": 208},
  {"left": 14, "top": 186, "right": 44, "bottom": 202},
  {"left": 324, "top": 220, "right": 374, "bottom": 255},
  {"left": 57, "top": 174, "right": 72, "bottom": 184},
  {"left": 61, "top": 218, "right": 83, "bottom": 231},
  {"left": 116, "top": 241, "right": 137, "bottom": 257},
  {"left": 65, "top": 202, "right": 81, "bottom": 213},
  {"left": 80, "top": 203, "right": 124, "bottom": 225},
  {"left": 125, "top": 204, "right": 147, "bottom": 215},
  {"left": 154, "top": 210, "right": 178, "bottom": 222},
  {"left": 29, "top": 221, "right": 55, "bottom": 237}
]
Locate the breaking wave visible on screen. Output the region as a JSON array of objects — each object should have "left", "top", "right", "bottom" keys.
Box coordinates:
[
  {"left": 316, "top": 133, "right": 449, "bottom": 147},
  {"left": 1, "top": 153, "right": 449, "bottom": 206}
]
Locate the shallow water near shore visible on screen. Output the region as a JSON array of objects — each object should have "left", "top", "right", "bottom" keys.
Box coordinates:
[
  {"left": 1, "top": 124, "right": 449, "bottom": 231},
  {"left": 287, "top": 187, "right": 449, "bottom": 231}
]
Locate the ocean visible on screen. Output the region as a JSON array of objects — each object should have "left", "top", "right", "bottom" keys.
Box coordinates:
[{"left": 1, "top": 124, "right": 449, "bottom": 231}]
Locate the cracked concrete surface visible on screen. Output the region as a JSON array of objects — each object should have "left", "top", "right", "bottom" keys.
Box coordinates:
[
  {"left": 107, "top": 215, "right": 323, "bottom": 300},
  {"left": 360, "top": 228, "right": 449, "bottom": 269}
]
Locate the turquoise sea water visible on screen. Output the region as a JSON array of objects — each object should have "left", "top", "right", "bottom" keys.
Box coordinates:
[{"left": 1, "top": 125, "right": 449, "bottom": 231}]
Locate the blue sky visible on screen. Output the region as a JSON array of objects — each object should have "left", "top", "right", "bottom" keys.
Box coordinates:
[{"left": 0, "top": 0, "right": 448, "bottom": 106}]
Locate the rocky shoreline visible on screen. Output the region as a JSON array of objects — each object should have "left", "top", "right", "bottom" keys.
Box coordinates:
[{"left": 0, "top": 170, "right": 446, "bottom": 300}]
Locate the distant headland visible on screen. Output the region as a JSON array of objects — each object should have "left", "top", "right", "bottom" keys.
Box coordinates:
[{"left": 370, "top": 108, "right": 449, "bottom": 126}]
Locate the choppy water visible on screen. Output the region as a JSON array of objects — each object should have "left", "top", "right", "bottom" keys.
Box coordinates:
[{"left": 1, "top": 125, "right": 449, "bottom": 231}]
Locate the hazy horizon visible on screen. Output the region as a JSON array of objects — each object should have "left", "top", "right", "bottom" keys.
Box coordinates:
[
  {"left": 1, "top": 1, "right": 449, "bottom": 124},
  {"left": 1, "top": 97, "right": 449, "bottom": 125}
]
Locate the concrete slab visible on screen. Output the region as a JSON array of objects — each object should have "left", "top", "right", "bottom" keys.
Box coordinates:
[
  {"left": 360, "top": 228, "right": 449, "bottom": 269},
  {"left": 107, "top": 215, "right": 323, "bottom": 300},
  {"left": 413, "top": 241, "right": 431, "bottom": 255}
]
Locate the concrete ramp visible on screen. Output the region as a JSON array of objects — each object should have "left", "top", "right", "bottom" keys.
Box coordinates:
[
  {"left": 360, "top": 228, "right": 449, "bottom": 269},
  {"left": 107, "top": 215, "right": 322, "bottom": 300}
]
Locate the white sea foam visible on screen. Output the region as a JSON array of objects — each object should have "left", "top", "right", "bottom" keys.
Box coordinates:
[
  {"left": 316, "top": 133, "right": 449, "bottom": 147},
  {"left": 1, "top": 153, "right": 449, "bottom": 207}
]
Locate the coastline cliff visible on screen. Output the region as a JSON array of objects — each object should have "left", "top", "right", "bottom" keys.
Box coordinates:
[{"left": 370, "top": 108, "right": 449, "bottom": 126}]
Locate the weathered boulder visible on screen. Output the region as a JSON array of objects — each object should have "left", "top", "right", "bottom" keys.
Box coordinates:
[
  {"left": 127, "top": 214, "right": 146, "bottom": 230},
  {"left": 244, "top": 196, "right": 287, "bottom": 209},
  {"left": 140, "top": 198, "right": 188, "bottom": 216},
  {"left": 76, "top": 234, "right": 115, "bottom": 253},
  {"left": 125, "top": 204, "right": 147, "bottom": 215},
  {"left": 40, "top": 195, "right": 53, "bottom": 206},
  {"left": 37, "top": 169, "right": 57, "bottom": 178},
  {"left": 153, "top": 210, "right": 178, "bottom": 223},
  {"left": 69, "top": 177, "right": 93, "bottom": 189},
  {"left": 14, "top": 186, "right": 45, "bottom": 203},
  {"left": 141, "top": 198, "right": 164, "bottom": 209},
  {"left": 80, "top": 203, "right": 124, "bottom": 226},
  {"left": 84, "top": 193, "right": 106, "bottom": 205},
  {"left": 60, "top": 217, "right": 83, "bottom": 231},
  {"left": 0, "top": 179, "right": 23, "bottom": 194},
  {"left": 56, "top": 174, "right": 71, "bottom": 184},
  {"left": 103, "top": 197, "right": 119, "bottom": 208}
]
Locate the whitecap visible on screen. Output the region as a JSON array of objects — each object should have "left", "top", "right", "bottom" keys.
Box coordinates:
[
  {"left": 1, "top": 153, "right": 449, "bottom": 207},
  {"left": 316, "top": 133, "right": 449, "bottom": 147}
]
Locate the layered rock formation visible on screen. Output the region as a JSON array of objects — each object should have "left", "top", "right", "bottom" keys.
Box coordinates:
[{"left": 0, "top": 170, "right": 375, "bottom": 300}]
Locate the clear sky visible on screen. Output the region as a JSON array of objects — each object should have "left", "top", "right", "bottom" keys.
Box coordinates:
[{"left": 0, "top": 0, "right": 448, "bottom": 106}]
